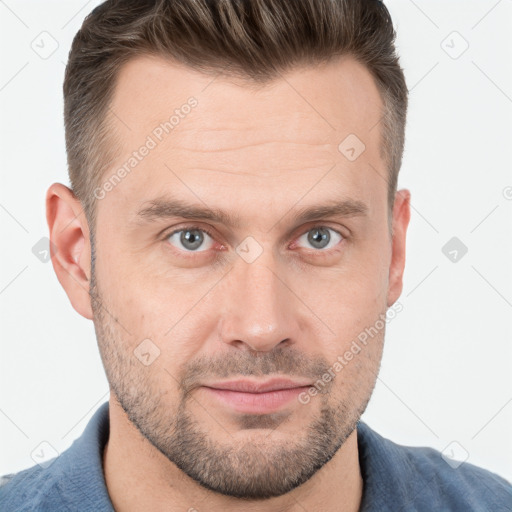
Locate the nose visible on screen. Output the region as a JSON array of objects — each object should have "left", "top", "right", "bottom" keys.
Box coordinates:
[{"left": 219, "top": 251, "right": 301, "bottom": 353}]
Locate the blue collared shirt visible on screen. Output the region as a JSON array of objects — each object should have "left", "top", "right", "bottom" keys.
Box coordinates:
[{"left": 1, "top": 401, "right": 511, "bottom": 511}]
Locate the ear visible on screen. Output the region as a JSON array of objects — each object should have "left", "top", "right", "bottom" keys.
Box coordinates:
[
  {"left": 46, "top": 183, "right": 93, "bottom": 320},
  {"left": 387, "top": 188, "right": 411, "bottom": 307}
]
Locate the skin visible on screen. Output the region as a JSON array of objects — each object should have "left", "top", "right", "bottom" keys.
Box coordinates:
[{"left": 46, "top": 54, "right": 410, "bottom": 512}]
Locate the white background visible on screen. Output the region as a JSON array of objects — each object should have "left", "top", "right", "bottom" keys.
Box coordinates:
[{"left": 1, "top": 0, "right": 511, "bottom": 483}]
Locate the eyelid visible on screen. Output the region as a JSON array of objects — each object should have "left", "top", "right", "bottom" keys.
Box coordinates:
[{"left": 165, "top": 224, "right": 215, "bottom": 239}]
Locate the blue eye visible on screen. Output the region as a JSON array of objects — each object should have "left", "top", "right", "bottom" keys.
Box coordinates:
[
  {"left": 166, "top": 227, "right": 215, "bottom": 252},
  {"left": 296, "top": 226, "right": 343, "bottom": 251},
  {"left": 164, "top": 224, "right": 344, "bottom": 255}
]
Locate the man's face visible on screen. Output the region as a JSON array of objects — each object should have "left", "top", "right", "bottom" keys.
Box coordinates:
[{"left": 88, "top": 54, "right": 408, "bottom": 499}]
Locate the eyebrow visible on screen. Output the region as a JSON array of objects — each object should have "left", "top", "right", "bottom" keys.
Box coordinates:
[{"left": 135, "top": 196, "right": 369, "bottom": 229}]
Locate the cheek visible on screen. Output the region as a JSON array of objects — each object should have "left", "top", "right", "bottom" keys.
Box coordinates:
[
  {"left": 331, "top": 337, "right": 383, "bottom": 407},
  {"left": 301, "top": 255, "right": 389, "bottom": 336},
  {"left": 93, "top": 248, "right": 216, "bottom": 371}
]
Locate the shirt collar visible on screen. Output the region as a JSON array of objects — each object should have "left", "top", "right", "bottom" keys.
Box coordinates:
[{"left": 56, "top": 400, "right": 114, "bottom": 510}]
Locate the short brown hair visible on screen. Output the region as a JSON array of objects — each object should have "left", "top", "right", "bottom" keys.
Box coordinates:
[{"left": 64, "top": 0, "right": 408, "bottom": 229}]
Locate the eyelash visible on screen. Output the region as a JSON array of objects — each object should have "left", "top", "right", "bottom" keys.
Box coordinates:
[{"left": 162, "top": 224, "right": 346, "bottom": 258}]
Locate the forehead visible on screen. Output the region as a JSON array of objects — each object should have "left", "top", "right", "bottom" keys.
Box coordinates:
[
  {"left": 109, "top": 53, "right": 382, "bottom": 143},
  {"left": 101, "top": 54, "right": 386, "bottom": 222}
]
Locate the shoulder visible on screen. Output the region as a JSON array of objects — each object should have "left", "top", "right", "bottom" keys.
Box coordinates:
[
  {"left": 0, "top": 459, "right": 66, "bottom": 511},
  {"left": 0, "top": 473, "right": 15, "bottom": 487},
  {"left": 397, "top": 442, "right": 512, "bottom": 508},
  {"left": 0, "top": 401, "right": 112, "bottom": 511},
  {"left": 357, "top": 421, "right": 512, "bottom": 511}
]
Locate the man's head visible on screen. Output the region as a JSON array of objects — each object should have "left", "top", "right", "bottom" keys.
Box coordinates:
[
  {"left": 63, "top": 0, "right": 407, "bottom": 231},
  {"left": 47, "top": 0, "right": 411, "bottom": 501}
]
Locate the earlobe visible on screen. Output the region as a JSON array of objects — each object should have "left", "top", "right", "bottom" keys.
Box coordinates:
[
  {"left": 387, "top": 188, "right": 411, "bottom": 307},
  {"left": 46, "top": 183, "right": 94, "bottom": 320}
]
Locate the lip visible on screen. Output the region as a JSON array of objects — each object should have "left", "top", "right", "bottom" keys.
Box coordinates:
[
  {"left": 200, "top": 377, "right": 313, "bottom": 414},
  {"left": 202, "top": 377, "right": 313, "bottom": 393}
]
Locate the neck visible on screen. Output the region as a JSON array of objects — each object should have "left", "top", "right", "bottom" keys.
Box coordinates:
[{"left": 103, "top": 398, "right": 363, "bottom": 512}]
